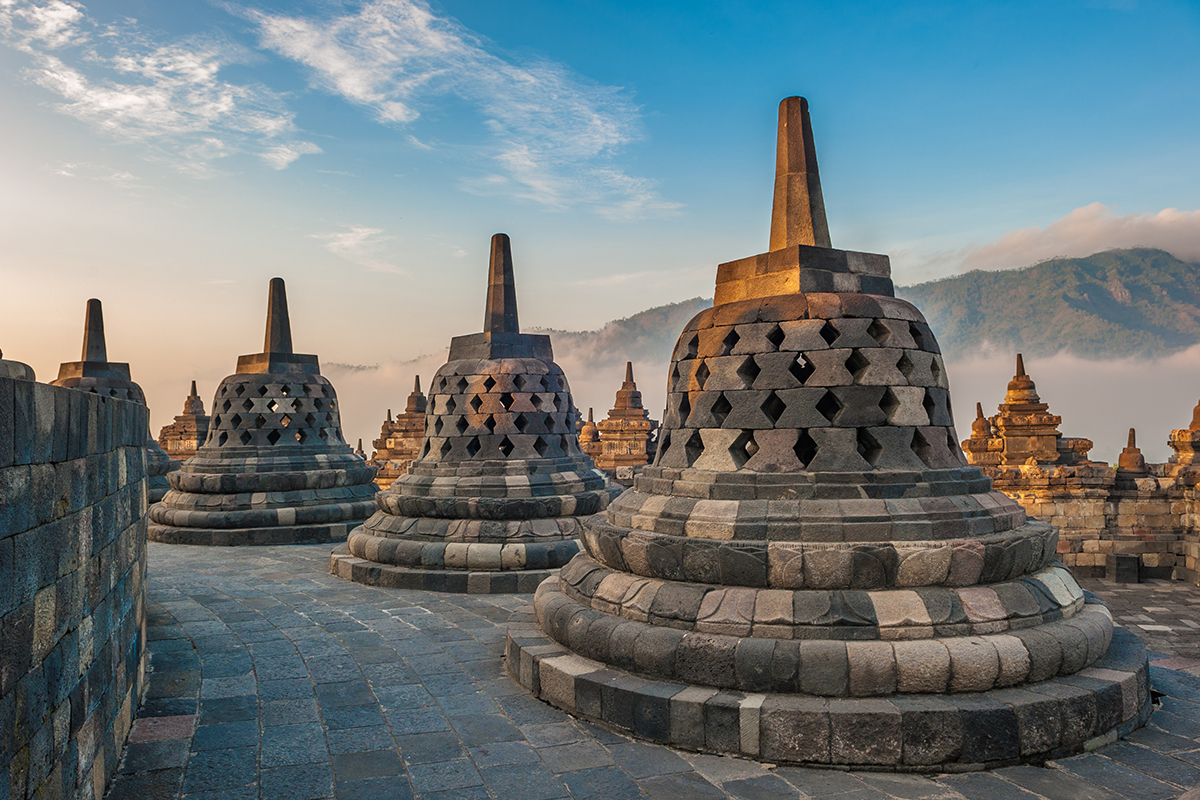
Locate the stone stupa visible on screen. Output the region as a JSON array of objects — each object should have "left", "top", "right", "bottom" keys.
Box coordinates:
[
  {"left": 331, "top": 234, "right": 621, "bottom": 593},
  {"left": 578, "top": 408, "right": 601, "bottom": 459},
  {"left": 157, "top": 380, "right": 211, "bottom": 460},
  {"left": 148, "top": 278, "right": 377, "bottom": 545},
  {"left": 507, "top": 97, "right": 1149, "bottom": 770},
  {"left": 51, "top": 299, "right": 176, "bottom": 502},
  {"left": 368, "top": 376, "right": 427, "bottom": 490},
  {"left": 595, "top": 361, "right": 658, "bottom": 475}
]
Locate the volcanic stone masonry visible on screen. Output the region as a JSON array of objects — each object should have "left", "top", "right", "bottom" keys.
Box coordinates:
[
  {"left": 50, "top": 298, "right": 176, "bottom": 503},
  {"left": 331, "top": 233, "right": 622, "bottom": 593},
  {"left": 594, "top": 361, "right": 659, "bottom": 479},
  {"left": 147, "top": 278, "right": 377, "bottom": 545},
  {"left": 368, "top": 376, "right": 427, "bottom": 491},
  {"left": 506, "top": 96, "right": 1151, "bottom": 770},
  {"left": 1, "top": 356, "right": 150, "bottom": 800},
  {"left": 156, "top": 380, "right": 210, "bottom": 460},
  {"left": 963, "top": 355, "right": 1200, "bottom": 585}
]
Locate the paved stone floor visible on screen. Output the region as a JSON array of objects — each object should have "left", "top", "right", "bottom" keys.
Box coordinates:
[{"left": 104, "top": 545, "right": 1200, "bottom": 800}]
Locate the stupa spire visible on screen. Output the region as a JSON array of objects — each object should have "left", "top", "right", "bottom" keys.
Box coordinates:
[
  {"left": 769, "top": 96, "right": 831, "bottom": 251},
  {"left": 484, "top": 233, "right": 519, "bottom": 335},
  {"left": 624, "top": 362, "right": 634, "bottom": 384},
  {"left": 413, "top": 375, "right": 421, "bottom": 393},
  {"left": 190, "top": 380, "right": 198, "bottom": 398},
  {"left": 82, "top": 298, "right": 107, "bottom": 362},
  {"left": 1016, "top": 353, "right": 1026, "bottom": 377},
  {"left": 264, "top": 277, "right": 293, "bottom": 355}
]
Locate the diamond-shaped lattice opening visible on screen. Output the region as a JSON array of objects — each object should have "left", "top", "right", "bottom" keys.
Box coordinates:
[
  {"left": 514, "top": 413, "right": 528, "bottom": 433},
  {"left": 466, "top": 436, "right": 481, "bottom": 457},
  {"left": 219, "top": 432, "right": 229, "bottom": 446},
  {"left": 483, "top": 375, "right": 496, "bottom": 392},
  {"left": 879, "top": 388, "right": 901, "bottom": 422},
  {"left": 230, "top": 414, "right": 243, "bottom": 428},
  {"left": 694, "top": 361, "right": 710, "bottom": 390},
  {"left": 445, "top": 396, "right": 457, "bottom": 414},
  {"left": 314, "top": 398, "right": 324, "bottom": 411},
  {"left": 295, "top": 430, "right": 307, "bottom": 443},
  {"left": 655, "top": 431, "right": 670, "bottom": 464},
  {"left": 845, "top": 350, "right": 871, "bottom": 382},
  {"left": 765, "top": 324, "right": 786, "bottom": 350},
  {"left": 930, "top": 358, "right": 943, "bottom": 385},
  {"left": 421, "top": 441, "right": 431, "bottom": 458},
  {"left": 302, "top": 384, "right": 313, "bottom": 395},
  {"left": 235, "top": 385, "right": 245, "bottom": 396},
  {"left": 531, "top": 394, "right": 544, "bottom": 411},
  {"left": 469, "top": 395, "right": 483, "bottom": 413},
  {"left": 670, "top": 363, "right": 681, "bottom": 386},
  {"left": 257, "top": 385, "right": 269, "bottom": 396},
  {"left": 533, "top": 435, "right": 548, "bottom": 457},
  {"left": 239, "top": 431, "right": 253, "bottom": 445},
  {"left": 498, "top": 436, "right": 514, "bottom": 457},
  {"left": 790, "top": 355, "right": 815, "bottom": 385},
  {"left": 323, "top": 386, "right": 333, "bottom": 398},
  {"left": 720, "top": 328, "right": 741, "bottom": 356},
  {"left": 280, "top": 385, "right": 291, "bottom": 396},
  {"left": 795, "top": 430, "right": 818, "bottom": 467},
  {"left": 684, "top": 430, "right": 705, "bottom": 466},
  {"left": 222, "top": 399, "right": 232, "bottom": 412},
  {"left": 242, "top": 398, "right": 254, "bottom": 412},
  {"left": 712, "top": 393, "right": 732, "bottom": 426},
  {"left": 485, "top": 415, "right": 497, "bottom": 433},
  {"left": 730, "top": 430, "right": 756, "bottom": 468},
  {"left": 867, "top": 319, "right": 890, "bottom": 345},
  {"left": 761, "top": 391, "right": 786, "bottom": 425},
  {"left": 434, "top": 418, "right": 445, "bottom": 435},
  {"left": 816, "top": 391, "right": 842, "bottom": 423},
  {"left": 267, "top": 399, "right": 278, "bottom": 413},
  {"left": 254, "top": 415, "right": 267, "bottom": 428},
  {"left": 909, "top": 322, "right": 927, "bottom": 350},
  {"left": 211, "top": 415, "right": 220, "bottom": 427},
  {"left": 500, "top": 392, "right": 514, "bottom": 411},
  {"left": 440, "top": 439, "right": 453, "bottom": 458},
  {"left": 678, "top": 392, "right": 692, "bottom": 425},
  {"left": 513, "top": 375, "right": 526, "bottom": 391},
  {"left": 280, "top": 415, "right": 291, "bottom": 428},
  {"left": 897, "top": 352, "right": 915, "bottom": 379},
  {"left": 305, "top": 413, "right": 316, "bottom": 427},
  {"left": 819, "top": 320, "right": 839, "bottom": 346},
  {"left": 455, "top": 377, "right": 469, "bottom": 393},
  {"left": 923, "top": 390, "right": 938, "bottom": 424},
  {"left": 532, "top": 376, "right": 547, "bottom": 392},
  {"left": 328, "top": 400, "right": 336, "bottom": 411},
  {"left": 910, "top": 429, "right": 934, "bottom": 466},
  {"left": 946, "top": 429, "right": 962, "bottom": 463},
  {"left": 455, "top": 416, "right": 469, "bottom": 435},
  {"left": 737, "top": 356, "right": 761, "bottom": 388},
  {"left": 686, "top": 333, "right": 700, "bottom": 359},
  {"left": 857, "top": 428, "right": 882, "bottom": 467},
  {"left": 318, "top": 429, "right": 329, "bottom": 441},
  {"left": 266, "top": 430, "right": 281, "bottom": 445},
  {"left": 108, "top": 388, "right": 120, "bottom": 397},
  {"left": 552, "top": 395, "right": 562, "bottom": 412}
]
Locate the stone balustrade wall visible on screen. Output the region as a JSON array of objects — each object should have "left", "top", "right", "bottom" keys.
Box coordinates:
[{"left": 1, "top": 376, "right": 149, "bottom": 800}]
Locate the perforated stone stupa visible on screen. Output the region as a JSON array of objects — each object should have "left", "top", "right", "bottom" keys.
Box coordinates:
[
  {"left": 157, "top": 380, "right": 210, "bottom": 460},
  {"left": 148, "top": 278, "right": 377, "bottom": 545},
  {"left": 51, "top": 299, "right": 176, "bottom": 502},
  {"left": 368, "top": 376, "right": 427, "bottom": 490},
  {"left": 331, "top": 234, "right": 621, "bottom": 593},
  {"left": 507, "top": 97, "right": 1149, "bottom": 770}
]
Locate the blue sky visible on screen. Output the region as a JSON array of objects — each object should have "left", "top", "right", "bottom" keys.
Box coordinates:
[{"left": 2, "top": 0, "right": 1199, "bottom": 450}]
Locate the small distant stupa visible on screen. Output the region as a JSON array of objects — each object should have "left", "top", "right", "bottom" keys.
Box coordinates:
[
  {"left": 157, "top": 381, "right": 210, "bottom": 460},
  {"left": 368, "top": 376, "right": 427, "bottom": 490},
  {"left": 594, "top": 361, "right": 658, "bottom": 474}
]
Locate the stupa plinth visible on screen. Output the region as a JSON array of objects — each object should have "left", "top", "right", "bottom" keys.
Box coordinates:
[
  {"left": 331, "top": 234, "right": 621, "bottom": 593},
  {"left": 369, "top": 376, "right": 427, "bottom": 490},
  {"left": 507, "top": 97, "right": 1148, "bottom": 770},
  {"left": 148, "top": 278, "right": 378, "bottom": 545},
  {"left": 157, "top": 381, "right": 211, "bottom": 460},
  {"left": 595, "top": 362, "right": 658, "bottom": 476},
  {"left": 51, "top": 299, "right": 177, "bottom": 502}
]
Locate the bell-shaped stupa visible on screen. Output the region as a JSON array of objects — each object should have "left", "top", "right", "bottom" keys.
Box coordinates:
[
  {"left": 331, "top": 234, "right": 621, "bottom": 593},
  {"left": 51, "top": 299, "right": 176, "bottom": 501},
  {"left": 148, "top": 278, "right": 377, "bottom": 545},
  {"left": 507, "top": 97, "right": 1149, "bottom": 770}
]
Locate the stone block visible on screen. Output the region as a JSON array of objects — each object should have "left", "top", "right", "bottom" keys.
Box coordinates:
[
  {"left": 830, "top": 699, "right": 902, "bottom": 765},
  {"left": 759, "top": 696, "right": 830, "bottom": 763},
  {"left": 892, "top": 695, "right": 962, "bottom": 766},
  {"left": 949, "top": 696, "right": 1019, "bottom": 763},
  {"left": 1105, "top": 553, "right": 1139, "bottom": 583}
]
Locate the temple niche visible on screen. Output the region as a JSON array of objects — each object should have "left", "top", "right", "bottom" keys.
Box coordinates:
[
  {"left": 148, "top": 278, "right": 378, "bottom": 545},
  {"left": 331, "top": 233, "right": 621, "bottom": 593},
  {"left": 157, "top": 380, "right": 210, "bottom": 460},
  {"left": 594, "top": 362, "right": 658, "bottom": 480},
  {"left": 369, "top": 376, "right": 427, "bottom": 490},
  {"left": 51, "top": 298, "right": 177, "bottom": 502},
  {"left": 506, "top": 96, "right": 1149, "bottom": 769}
]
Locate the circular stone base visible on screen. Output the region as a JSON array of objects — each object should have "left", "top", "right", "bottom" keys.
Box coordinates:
[
  {"left": 148, "top": 522, "right": 355, "bottom": 546},
  {"left": 504, "top": 610, "right": 1151, "bottom": 771},
  {"left": 330, "top": 545, "right": 558, "bottom": 594}
]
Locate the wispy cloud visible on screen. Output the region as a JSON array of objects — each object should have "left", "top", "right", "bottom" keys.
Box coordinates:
[
  {"left": 50, "top": 160, "right": 141, "bottom": 188},
  {"left": 896, "top": 203, "right": 1200, "bottom": 277},
  {"left": 0, "top": 0, "right": 319, "bottom": 173},
  {"left": 240, "top": 0, "right": 678, "bottom": 218},
  {"left": 311, "top": 224, "right": 405, "bottom": 274}
]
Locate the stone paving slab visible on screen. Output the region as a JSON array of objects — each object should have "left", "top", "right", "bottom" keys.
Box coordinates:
[{"left": 103, "top": 546, "right": 1200, "bottom": 799}]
